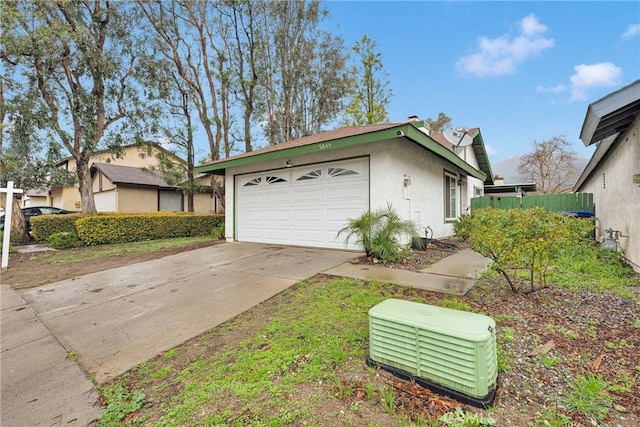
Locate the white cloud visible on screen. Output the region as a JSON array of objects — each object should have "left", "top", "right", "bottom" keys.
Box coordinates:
[
  {"left": 484, "top": 144, "right": 498, "bottom": 156},
  {"left": 569, "top": 62, "right": 622, "bottom": 102},
  {"left": 536, "top": 84, "right": 566, "bottom": 94},
  {"left": 622, "top": 24, "right": 640, "bottom": 39},
  {"left": 456, "top": 14, "right": 555, "bottom": 77}
]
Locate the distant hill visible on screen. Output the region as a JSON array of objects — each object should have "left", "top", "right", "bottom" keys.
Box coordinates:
[{"left": 491, "top": 156, "right": 589, "bottom": 186}]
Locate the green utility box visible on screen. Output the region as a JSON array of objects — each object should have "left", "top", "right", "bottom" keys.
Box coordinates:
[{"left": 368, "top": 299, "right": 497, "bottom": 407}]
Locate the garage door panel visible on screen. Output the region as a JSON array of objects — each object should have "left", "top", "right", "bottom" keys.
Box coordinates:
[
  {"left": 236, "top": 158, "right": 369, "bottom": 249},
  {"left": 264, "top": 190, "right": 291, "bottom": 204},
  {"left": 292, "top": 208, "right": 324, "bottom": 221},
  {"left": 264, "top": 209, "right": 291, "bottom": 221},
  {"left": 292, "top": 189, "right": 324, "bottom": 203},
  {"left": 264, "top": 229, "right": 292, "bottom": 241}
]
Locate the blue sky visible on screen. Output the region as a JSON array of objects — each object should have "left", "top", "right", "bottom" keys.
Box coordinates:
[{"left": 321, "top": 0, "right": 640, "bottom": 162}]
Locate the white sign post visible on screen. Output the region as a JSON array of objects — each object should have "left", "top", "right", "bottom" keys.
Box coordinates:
[{"left": 1, "top": 181, "right": 24, "bottom": 269}]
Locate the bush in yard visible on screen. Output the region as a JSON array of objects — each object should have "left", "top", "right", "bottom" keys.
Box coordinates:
[
  {"left": 47, "top": 232, "right": 79, "bottom": 249},
  {"left": 211, "top": 222, "right": 225, "bottom": 240},
  {"left": 337, "top": 203, "right": 419, "bottom": 262},
  {"left": 76, "top": 213, "right": 224, "bottom": 245},
  {"left": 454, "top": 207, "right": 593, "bottom": 293},
  {"left": 31, "top": 213, "right": 84, "bottom": 242}
]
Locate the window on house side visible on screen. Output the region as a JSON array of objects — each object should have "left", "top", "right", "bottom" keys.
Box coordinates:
[{"left": 445, "top": 173, "right": 457, "bottom": 220}]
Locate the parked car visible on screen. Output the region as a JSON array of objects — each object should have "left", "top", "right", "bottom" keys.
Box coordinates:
[{"left": 0, "top": 206, "right": 76, "bottom": 231}]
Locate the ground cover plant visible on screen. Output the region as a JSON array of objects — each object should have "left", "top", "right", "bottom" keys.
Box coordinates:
[{"left": 96, "top": 241, "right": 639, "bottom": 426}]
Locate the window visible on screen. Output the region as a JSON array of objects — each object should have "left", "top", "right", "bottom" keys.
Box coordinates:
[
  {"left": 265, "top": 176, "right": 287, "bottom": 184},
  {"left": 473, "top": 186, "right": 483, "bottom": 198},
  {"left": 328, "top": 167, "right": 358, "bottom": 177},
  {"left": 243, "top": 177, "right": 262, "bottom": 187},
  {"left": 444, "top": 172, "right": 457, "bottom": 220},
  {"left": 296, "top": 169, "right": 322, "bottom": 181}
]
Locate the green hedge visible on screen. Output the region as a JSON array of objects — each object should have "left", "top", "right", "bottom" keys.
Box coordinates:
[
  {"left": 31, "top": 213, "right": 84, "bottom": 242},
  {"left": 76, "top": 213, "right": 224, "bottom": 245}
]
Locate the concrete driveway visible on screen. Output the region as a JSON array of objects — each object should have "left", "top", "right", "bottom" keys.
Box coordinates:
[{"left": 15, "top": 242, "right": 356, "bottom": 384}]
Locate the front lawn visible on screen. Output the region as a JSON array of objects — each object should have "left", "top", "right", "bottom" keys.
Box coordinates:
[{"left": 98, "top": 259, "right": 639, "bottom": 426}]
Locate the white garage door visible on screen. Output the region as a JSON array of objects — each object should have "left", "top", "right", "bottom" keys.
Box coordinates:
[
  {"left": 94, "top": 190, "right": 116, "bottom": 212},
  {"left": 236, "top": 158, "right": 369, "bottom": 249}
]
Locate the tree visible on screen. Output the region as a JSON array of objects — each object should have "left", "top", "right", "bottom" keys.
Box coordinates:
[
  {"left": 426, "top": 112, "right": 452, "bottom": 133},
  {"left": 344, "top": 35, "right": 391, "bottom": 125},
  {"left": 138, "top": 0, "right": 229, "bottom": 206},
  {"left": 150, "top": 70, "right": 203, "bottom": 213},
  {"left": 1, "top": 1, "right": 154, "bottom": 213},
  {"left": 518, "top": 136, "right": 577, "bottom": 194},
  {"left": 261, "top": 0, "right": 350, "bottom": 144}
]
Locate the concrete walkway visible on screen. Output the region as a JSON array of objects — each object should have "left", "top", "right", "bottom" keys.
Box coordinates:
[
  {"left": 1, "top": 285, "right": 100, "bottom": 426},
  {"left": 324, "top": 249, "right": 491, "bottom": 295}
]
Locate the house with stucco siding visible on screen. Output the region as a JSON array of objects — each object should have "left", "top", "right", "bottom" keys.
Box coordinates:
[
  {"left": 48, "top": 143, "right": 221, "bottom": 214},
  {"left": 574, "top": 80, "right": 640, "bottom": 272},
  {"left": 195, "top": 118, "right": 493, "bottom": 250}
]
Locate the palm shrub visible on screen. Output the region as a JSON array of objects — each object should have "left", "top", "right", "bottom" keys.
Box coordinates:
[{"left": 337, "top": 203, "right": 419, "bottom": 262}]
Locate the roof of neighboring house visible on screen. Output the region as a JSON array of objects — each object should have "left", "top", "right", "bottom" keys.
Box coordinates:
[
  {"left": 484, "top": 183, "right": 537, "bottom": 194},
  {"left": 91, "top": 163, "right": 175, "bottom": 189},
  {"left": 26, "top": 189, "right": 49, "bottom": 197},
  {"left": 57, "top": 142, "right": 185, "bottom": 167},
  {"left": 574, "top": 80, "right": 640, "bottom": 191},
  {"left": 580, "top": 79, "right": 640, "bottom": 146},
  {"left": 195, "top": 121, "right": 492, "bottom": 183}
]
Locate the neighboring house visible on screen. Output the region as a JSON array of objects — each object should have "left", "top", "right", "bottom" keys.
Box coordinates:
[
  {"left": 91, "top": 163, "right": 216, "bottom": 213},
  {"left": 49, "top": 143, "right": 220, "bottom": 213},
  {"left": 574, "top": 79, "right": 640, "bottom": 272},
  {"left": 21, "top": 189, "right": 50, "bottom": 208},
  {"left": 195, "top": 118, "right": 494, "bottom": 250}
]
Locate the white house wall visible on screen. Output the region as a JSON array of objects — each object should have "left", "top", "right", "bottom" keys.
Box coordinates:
[
  {"left": 579, "top": 116, "right": 640, "bottom": 272},
  {"left": 224, "top": 137, "right": 478, "bottom": 245}
]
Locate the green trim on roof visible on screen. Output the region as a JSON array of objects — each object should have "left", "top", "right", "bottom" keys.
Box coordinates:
[
  {"left": 195, "top": 122, "right": 487, "bottom": 182},
  {"left": 195, "top": 128, "right": 402, "bottom": 174},
  {"left": 469, "top": 131, "right": 494, "bottom": 185},
  {"left": 402, "top": 124, "right": 487, "bottom": 181}
]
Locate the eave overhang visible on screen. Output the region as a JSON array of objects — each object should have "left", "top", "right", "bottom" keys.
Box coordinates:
[
  {"left": 195, "top": 122, "right": 487, "bottom": 182},
  {"left": 580, "top": 79, "right": 640, "bottom": 146}
]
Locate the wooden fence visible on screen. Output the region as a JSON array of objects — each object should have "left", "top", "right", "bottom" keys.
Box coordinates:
[{"left": 471, "top": 193, "right": 595, "bottom": 214}]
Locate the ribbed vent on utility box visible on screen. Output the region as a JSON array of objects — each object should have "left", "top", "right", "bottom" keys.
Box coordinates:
[{"left": 368, "top": 299, "right": 497, "bottom": 406}]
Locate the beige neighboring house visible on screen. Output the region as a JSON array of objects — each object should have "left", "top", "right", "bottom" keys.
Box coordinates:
[
  {"left": 574, "top": 79, "right": 640, "bottom": 272},
  {"left": 21, "top": 189, "right": 50, "bottom": 208},
  {"left": 49, "top": 143, "right": 221, "bottom": 213},
  {"left": 91, "top": 163, "right": 217, "bottom": 213}
]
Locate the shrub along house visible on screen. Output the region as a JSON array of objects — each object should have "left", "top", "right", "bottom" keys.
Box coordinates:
[
  {"left": 574, "top": 79, "right": 640, "bottom": 272},
  {"left": 195, "top": 118, "right": 494, "bottom": 250}
]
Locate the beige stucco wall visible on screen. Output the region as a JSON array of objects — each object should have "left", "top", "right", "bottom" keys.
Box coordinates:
[
  {"left": 579, "top": 115, "right": 640, "bottom": 272},
  {"left": 116, "top": 187, "right": 159, "bottom": 212},
  {"left": 223, "top": 137, "right": 482, "bottom": 243},
  {"left": 189, "top": 193, "right": 216, "bottom": 213},
  {"left": 91, "top": 172, "right": 117, "bottom": 193}
]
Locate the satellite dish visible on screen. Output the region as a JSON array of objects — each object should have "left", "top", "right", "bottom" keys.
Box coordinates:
[{"left": 443, "top": 129, "right": 473, "bottom": 148}]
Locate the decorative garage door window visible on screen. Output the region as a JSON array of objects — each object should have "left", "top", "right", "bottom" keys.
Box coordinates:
[
  {"left": 243, "top": 177, "right": 262, "bottom": 187},
  {"left": 266, "top": 176, "right": 288, "bottom": 184},
  {"left": 296, "top": 169, "right": 322, "bottom": 181},
  {"left": 328, "top": 167, "right": 358, "bottom": 177}
]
